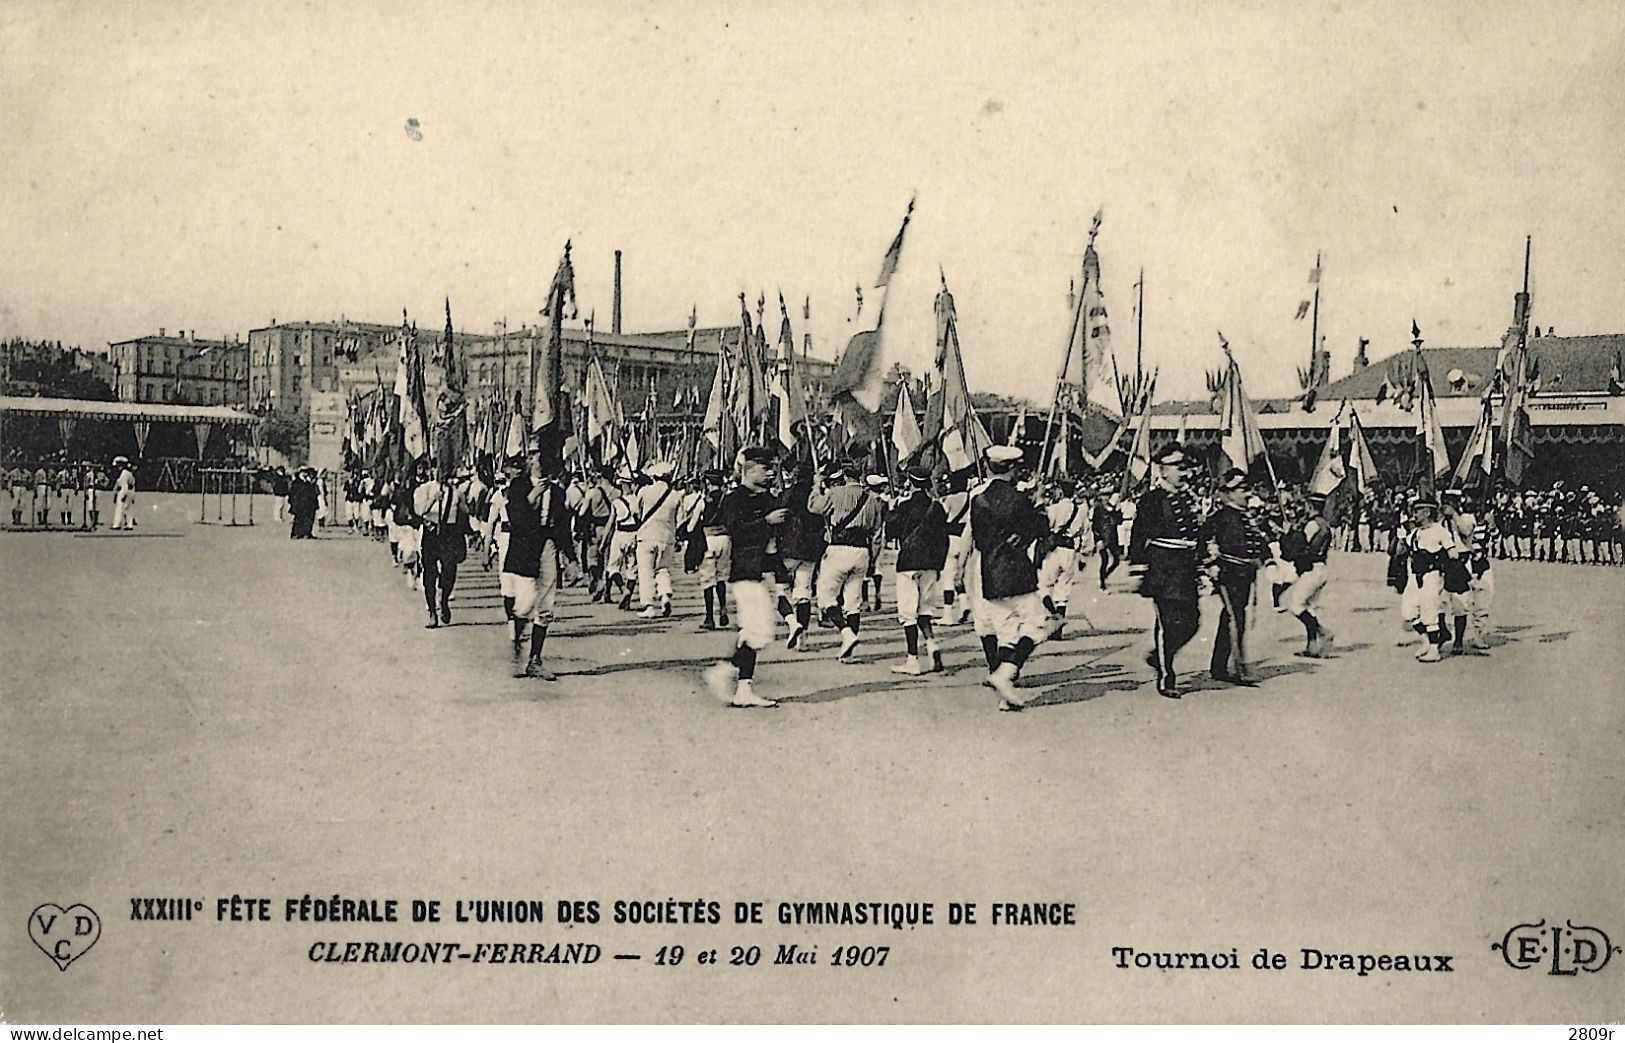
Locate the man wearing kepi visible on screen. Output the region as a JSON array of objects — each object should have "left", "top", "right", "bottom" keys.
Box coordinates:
[
  {"left": 705, "top": 448, "right": 790, "bottom": 708},
  {"left": 1202, "top": 468, "right": 1269, "bottom": 684},
  {"left": 809, "top": 458, "right": 882, "bottom": 662},
  {"left": 972, "top": 444, "right": 1052, "bottom": 710},
  {"left": 888, "top": 463, "right": 949, "bottom": 675},
  {"left": 1129, "top": 442, "right": 1204, "bottom": 699}
]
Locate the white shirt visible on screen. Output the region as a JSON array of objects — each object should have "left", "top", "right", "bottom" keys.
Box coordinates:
[{"left": 632, "top": 480, "right": 681, "bottom": 543}]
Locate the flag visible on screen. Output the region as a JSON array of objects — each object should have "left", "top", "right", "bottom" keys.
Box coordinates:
[
  {"left": 1414, "top": 359, "right": 1451, "bottom": 492},
  {"left": 1294, "top": 301, "right": 1311, "bottom": 321},
  {"left": 1308, "top": 405, "right": 1346, "bottom": 496},
  {"left": 1347, "top": 409, "right": 1380, "bottom": 492},
  {"left": 1216, "top": 337, "right": 1267, "bottom": 474},
  {"left": 891, "top": 383, "right": 922, "bottom": 461},
  {"left": 1006, "top": 402, "right": 1026, "bottom": 446},
  {"left": 730, "top": 295, "right": 768, "bottom": 446},
  {"left": 440, "top": 297, "right": 462, "bottom": 393},
  {"left": 623, "top": 429, "right": 641, "bottom": 474},
  {"left": 828, "top": 199, "right": 915, "bottom": 430},
  {"left": 1450, "top": 394, "right": 1495, "bottom": 492},
  {"left": 701, "top": 350, "right": 729, "bottom": 450},
  {"left": 1121, "top": 371, "right": 1158, "bottom": 496},
  {"left": 397, "top": 318, "right": 428, "bottom": 460},
  {"left": 535, "top": 242, "right": 578, "bottom": 432},
  {"left": 583, "top": 357, "right": 618, "bottom": 448},
  {"left": 875, "top": 195, "right": 914, "bottom": 288},
  {"left": 924, "top": 275, "right": 992, "bottom": 474},
  {"left": 1075, "top": 234, "right": 1112, "bottom": 403},
  {"left": 1499, "top": 340, "right": 1536, "bottom": 486}
]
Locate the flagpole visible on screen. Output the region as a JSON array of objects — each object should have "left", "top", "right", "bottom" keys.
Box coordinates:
[
  {"left": 1039, "top": 253, "right": 1088, "bottom": 481},
  {"left": 1309, "top": 251, "right": 1321, "bottom": 385},
  {"left": 1135, "top": 267, "right": 1144, "bottom": 392}
]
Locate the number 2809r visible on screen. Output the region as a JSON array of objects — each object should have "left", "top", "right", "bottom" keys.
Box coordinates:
[{"left": 1569, "top": 1029, "right": 1615, "bottom": 1041}]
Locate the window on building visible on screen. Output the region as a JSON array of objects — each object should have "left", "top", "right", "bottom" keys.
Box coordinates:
[{"left": 293, "top": 354, "right": 301, "bottom": 366}]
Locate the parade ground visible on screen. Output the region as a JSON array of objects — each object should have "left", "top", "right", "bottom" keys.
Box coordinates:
[{"left": 4, "top": 494, "right": 1622, "bottom": 1024}]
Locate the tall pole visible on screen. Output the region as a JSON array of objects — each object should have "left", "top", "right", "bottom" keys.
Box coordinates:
[
  {"left": 1039, "top": 248, "right": 1088, "bottom": 479},
  {"left": 1309, "top": 251, "right": 1322, "bottom": 384},
  {"left": 1135, "top": 267, "right": 1145, "bottom": 390}
]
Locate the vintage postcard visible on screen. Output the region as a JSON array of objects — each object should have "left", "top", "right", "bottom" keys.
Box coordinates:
[{"left": 2, "top": 0, "right": 1622, "bottom": 1027}]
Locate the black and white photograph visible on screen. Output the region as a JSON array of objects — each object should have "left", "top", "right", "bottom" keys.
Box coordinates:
[{"left": 2, "top": 0, "right": 1623, "bottom": 1028}]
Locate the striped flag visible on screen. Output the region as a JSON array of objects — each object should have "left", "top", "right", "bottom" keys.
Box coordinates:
[
  {"left": 891, "top": 383, "right": 922, "bottom": 461},
  {"left": 1216, "top": 336, "right": 1267, "bottom": 475},
  {"left": 829, "top": 198, "right": 915, "bottom": 430}
]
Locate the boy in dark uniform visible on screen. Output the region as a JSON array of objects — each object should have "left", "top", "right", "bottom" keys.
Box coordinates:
[
  {"left": 888, "top": 463, "right": 949, "bottom": 675},
  {"left": 1128, "top": 443, "right": 1205, "bottom": 699},
  {"left": 1201, "top": 469, "right": 1269, "bottom": 684},
  {"left": 704, "top": 448, "right": 791, "bottom": 708},
  {"left": 970, "top": 445, "right": 1051, "bottom": 710}
]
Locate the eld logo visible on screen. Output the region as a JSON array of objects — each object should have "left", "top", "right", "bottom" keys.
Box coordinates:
[
  {"left": 29, "top": 903, "right": 101, "bottom": 971},
  {"left": 1493, "top": 919, "right": 1619, "bottom": 975}
]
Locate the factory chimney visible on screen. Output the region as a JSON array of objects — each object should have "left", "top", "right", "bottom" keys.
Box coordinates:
[{"left": 612, "top": 250, "right": 623, "bottom": 335}]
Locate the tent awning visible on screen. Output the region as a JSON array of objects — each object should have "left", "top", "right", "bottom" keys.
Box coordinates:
[{"left": 0, "top": 396, "right": 258, "bottom": 426}]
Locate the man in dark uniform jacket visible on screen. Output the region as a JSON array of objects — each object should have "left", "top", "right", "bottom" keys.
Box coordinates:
[
  {"left": 888, "top": 463, "right": 950, "bottom": 674},
  {"left": 505, "top": 451, "right": 578, "bottom": 680},
  {"left": 1201, "top": 468, "right": 1269, "bottom": 684},
  {"left": 971, "top": 445, "right": 1052, "bottom": 710},
  {"left": 1128, "top": 443, "right": 1205, "bottom": 698},
  {"left": 704, "top": 447, "right": 791, "bottom": 708},
  {"left": 776, "top": 461, "right": 826, "bottom": 649}
]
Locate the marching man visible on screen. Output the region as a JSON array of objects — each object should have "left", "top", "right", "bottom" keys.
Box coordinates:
[
  {"left": 888, "top": 463, "right": 948, "bottom": 675},
  {"left": 969, "top": 444, "right": 1052, "bottom": 710},
  {"left": 1127, "top": 443, "right": 1204, "bottom": 699},
  {"left": 808, "top": 459, "right": 883, "bottom": 662},
  {"left": 1283, "top": 491, "right": 1336, "bottom": 657},
  {"left": 1201, "top": 468, "right": 1269, "bottom": 684},
  {"left": 1036, "top": 478, "right": 1092, "bottom": 637},
  {"left": 1400, "top": 496, "right": 1456, "bottom": 663},
  {"left": 704, "top": 447, "right": 790, "bottom": 708},
  {"left": 505, "top": 450, "right": 577, "bottom": 680},
  {"left": 632, "top": 460, "right": 681, "bottom": 619},
  {"left": 936, "top": 470, "right": 974, "bottom": 624}
]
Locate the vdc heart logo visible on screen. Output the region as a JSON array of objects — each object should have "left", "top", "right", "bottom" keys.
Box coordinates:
[{"left": 29, "top": 904, "right": 101, "bottom": 971}]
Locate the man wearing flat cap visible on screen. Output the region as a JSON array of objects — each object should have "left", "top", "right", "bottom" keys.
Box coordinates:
[
  {"left": 632, "top": 460, "right": 681, "bottom": 619},
  {"left": 1281, "top": 490, "right": 1336, "bottom": 657},
  {"left": 887, "top": 463, "right": 949, "bottom": 675},
  {"left": 1201, "top": 469, "right": 1270, "bottom": 683},
  {"left": 970, "top": 444, "right": 1051, "bottom": 709},
  {"left": 1399, "top": 495, "right": 1456, "bottom": 662},
  {"left": 808, "top": 458, "right": 883, "bottom": 662},
  {"left": 1128, "top": 442, "right": 1205, "bottom": 698},
  {"left": 776, "top": 459, "right": 826, "bottom": 650},
  {"left": 704, "top": 447, "right": 790, "bottom": 707}
]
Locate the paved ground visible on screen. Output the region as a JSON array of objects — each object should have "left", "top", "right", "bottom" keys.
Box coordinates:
[{"left": 3, "top": 493, "right": 1622, "bottom": 1023}]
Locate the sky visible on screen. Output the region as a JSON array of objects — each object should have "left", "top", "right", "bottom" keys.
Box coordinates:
[{"left": 3, "top": 0, "right": 1622, "bottom": 403}]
